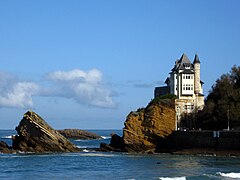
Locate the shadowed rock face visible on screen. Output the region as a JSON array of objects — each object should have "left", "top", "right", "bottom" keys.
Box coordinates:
[
  {"left": 0, "top": 141, "right": 13, "bottom": 154},
  {"left": 12, "top": 111, "right": 79, "bottom": 153}
]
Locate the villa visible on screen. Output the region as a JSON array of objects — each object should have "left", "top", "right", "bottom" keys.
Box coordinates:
[{"left": 154, "top": 53, "right": 204, "bottom": 130}]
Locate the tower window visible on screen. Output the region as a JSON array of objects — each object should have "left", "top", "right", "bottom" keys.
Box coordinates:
[
  {"left": 183, "top": 84, "right": 193, "bottom": 91},
  {"left": 186, "top": 75, "right": 191, "bottom": 79}
]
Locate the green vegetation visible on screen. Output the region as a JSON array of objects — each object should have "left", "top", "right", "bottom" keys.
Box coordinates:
[
  {"left": 198, "top": 65, "right": 240, "bottom": 130},
  {"left": 149, "top": 94, "right": 176, "bottom": 108}
]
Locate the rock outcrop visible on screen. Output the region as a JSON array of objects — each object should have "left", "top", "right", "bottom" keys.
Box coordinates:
[
  {"left": 58, "top": 129, "right": 102, "bottom": 140},
  {"left": 100, "top": 133, "right": 125, "bottom": 152},
  {"left": 0, "top": 141, "right": 14, "bottom": 154},
  {"left": 12, "top": 111, "right": 79, "bottom": 153},
  {"left": 123, "top": 98, "right": 175, "bottom": 152},
  {"left": 100, "top": 98, "right": 176, "bottom": 153}
]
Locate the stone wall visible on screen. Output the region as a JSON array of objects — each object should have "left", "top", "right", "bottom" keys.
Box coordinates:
[{"left": 161, "top": 130, "right": 240, "bottom": 151}]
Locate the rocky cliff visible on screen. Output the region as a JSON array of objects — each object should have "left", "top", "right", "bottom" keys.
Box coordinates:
[
  {"left": 12, "top": 111, "right": 79, "bottom": 153},
  {"left": 101, "top": 98, "right": 176, "bottom": 153}
]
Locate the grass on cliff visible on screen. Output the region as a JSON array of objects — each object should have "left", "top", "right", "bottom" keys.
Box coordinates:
[
  {"left": 148, "top": 94, "right": 176, "bottom": 108},
  {"left": 130, "top": 94, "right": 176, "bottom": 116}
]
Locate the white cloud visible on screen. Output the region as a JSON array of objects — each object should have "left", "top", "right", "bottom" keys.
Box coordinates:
[
  {"left": 0, "top": 72, "right": 40, "bottom": 109},
  {"left": 0, "top": 69, "right": 115, "bottom": 109},
  {"left": 45, "top": 69, "right": 116, "bottom": 108},
  {"left": 47, "top": 69, "right": 102, "bottom": 84}
]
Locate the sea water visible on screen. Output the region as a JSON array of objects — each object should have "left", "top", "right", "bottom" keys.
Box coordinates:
[{"left": 1, "top": 130, "right": 240, "bottom": 180}]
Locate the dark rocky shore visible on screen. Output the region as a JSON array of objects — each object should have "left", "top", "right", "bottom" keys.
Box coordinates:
[
  {"left": 0, "top": 111, "right": 80, "bottom": 153},
  {"left": 1, "top": 99, "right": 240, "bottom": 156},
  {"left": 58, "top": 129, "right": 102, "bottom": 140}
]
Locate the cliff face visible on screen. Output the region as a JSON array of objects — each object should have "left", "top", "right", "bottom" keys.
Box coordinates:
[
  {"left": 100, "top": 98, "right": 176, "bottom": 153},
  {"left": 12, "top": 111, "right": 79, "bottom": 153},
  {"left": 123, "top": 99, "right": 176, "bottom": 152}
]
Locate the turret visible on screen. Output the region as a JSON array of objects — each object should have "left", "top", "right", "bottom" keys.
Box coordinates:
[{"left": 194, "top": 54, "right": 201, "bottom": 94}]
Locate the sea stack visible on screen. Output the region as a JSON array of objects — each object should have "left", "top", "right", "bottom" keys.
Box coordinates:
[
  {"left": 101, "top": 98, "right": 176, "bottom": 153},
  {"left": 12, "top": 111, "right": 79, "bottom": 153}
]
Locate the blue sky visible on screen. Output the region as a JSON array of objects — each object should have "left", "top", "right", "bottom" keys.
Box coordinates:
[{"left": 0, "top": 0, "right": 240, "bottom": 129}]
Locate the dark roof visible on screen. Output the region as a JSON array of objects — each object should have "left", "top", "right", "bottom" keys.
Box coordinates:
[
  {"left": 180, "top": 53, "right": 191, "bottom": 64},
  {"left": 181, "top": 69, "right": 194, "bottom": 74},
  {"left": 193, "top": 53, "right": 201, "bottom": 64},
  {"left": 171, "top": 53, "right": 194, "bottom": 72},
  {"left": 165, "top": 77, "right": 170, "bottom": 84}
]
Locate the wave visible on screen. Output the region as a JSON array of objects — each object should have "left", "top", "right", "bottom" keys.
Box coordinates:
[
  {"left": 82, "top": 149, "right": 90, "bottom": 152},
  {"left": 74, "top": 139, "right": 90, "bottom": 142},
  {"left": 77, "top": 146, "right": 97, "bottom": 149},
  {"left": 78, "top": 153, "right": 115, "bottom": 157},
  {"left": 217, "top": 172, "right": 240, "bottom": 179},
  {"left": 158, "top": 177, "right": 186, "bottom": 180},
  {"left": 73, "top": 136, "right": 110, "bottom": 141},
  {"left": 1, "top": 135, "right": 14, "bottom": 139},
  {"left": 101, "top": 136, "right": 111, "bottom": 139}
]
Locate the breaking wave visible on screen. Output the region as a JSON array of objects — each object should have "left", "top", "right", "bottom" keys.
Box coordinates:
[
  {"left": 101, "top": 136, "right": 111, "bottom": 139},
  {"left": 158, "top": 177, "right": 186, "bottom": 180},
  {"left": 1, "top": 135, "right": 14, "bottom": 139},
  {"left": 217, "top": 172, "right": 240, "bottom": 179},
  {"left": 77, "top": 146, "right": 97, "bottom": 149}
]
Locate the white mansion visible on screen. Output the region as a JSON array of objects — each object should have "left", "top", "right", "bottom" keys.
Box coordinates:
[{"left": 154, "top": 53, "right": 204, "bottom": 130}]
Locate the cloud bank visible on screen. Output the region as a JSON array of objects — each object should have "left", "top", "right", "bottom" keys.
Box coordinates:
[
  {"left": 45, "top": 69, "right": 115, "bottom": 108},
  {"left": 0, "top": 72, "right": 40, "bottom": 109},
  {"left": 0, "top": 69, "right": 115, "bottom": 109}
]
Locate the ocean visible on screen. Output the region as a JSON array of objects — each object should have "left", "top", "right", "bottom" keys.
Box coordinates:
[{"left": 1, "top": 130, "right": 240, "bottom": 180}]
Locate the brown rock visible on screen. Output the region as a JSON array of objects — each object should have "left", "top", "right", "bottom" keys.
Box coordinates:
[
  {"left": 123, "top": 99, "right": 175, "bottom": 152},
  {"left": 58, "top": 129, "right": 102, "bottom": 140},
  {"left": 12, "top": 111, "right": 79, "bottom": 153},
  {"left": 0, "top": 141, "right": 14, "bottom": 154}
]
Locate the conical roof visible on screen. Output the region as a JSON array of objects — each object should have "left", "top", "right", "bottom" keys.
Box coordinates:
[
  {"left": 193, "top": 53, "right": 200, "bottom": 64},
  {"left": 179, "top": 53, "right": 191, "bottom": 64}
]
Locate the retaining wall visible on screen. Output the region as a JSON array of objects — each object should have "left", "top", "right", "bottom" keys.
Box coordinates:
[{"left": 162, "top": 130, "right": 240, "bottom": 150}]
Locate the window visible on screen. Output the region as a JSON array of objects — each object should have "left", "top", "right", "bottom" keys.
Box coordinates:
[
  {"left": 183, "top": 84, "right": 193, "bottom": 91},
  {"left": 183, "top": 74, "right": 192, "bottom": 79},
  {"left": 191, "top": 84, "right": 193, "bottom": 90}
]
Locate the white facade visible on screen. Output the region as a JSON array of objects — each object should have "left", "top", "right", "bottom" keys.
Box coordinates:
[{"left": 164, "top": 54, "right": 204, "bottom": 130}]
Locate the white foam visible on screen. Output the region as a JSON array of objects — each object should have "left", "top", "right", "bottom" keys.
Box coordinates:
[
  {"left": 1, "top": 135, "right": 14, "bottom": 139},
  {"left": 74, "top": 139, "right": 89, "bottom": 142},
  {"left": 77, "top": 146, "right": 96, "bottom": 149},
  {"left": 79, "top": 153, "right": 115, "bottom": 157},
  {"left": 217, "top": 172, "right": 240, "bottom": 179},
  {"left": 82, "top": 149, "right": 90, "bottom": 152},
  {"left": 101, "top": 136, "right": 111, "bottom": 139},
  {"left": 159, "top": 177, "right": 186, "bottom": 180}
]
